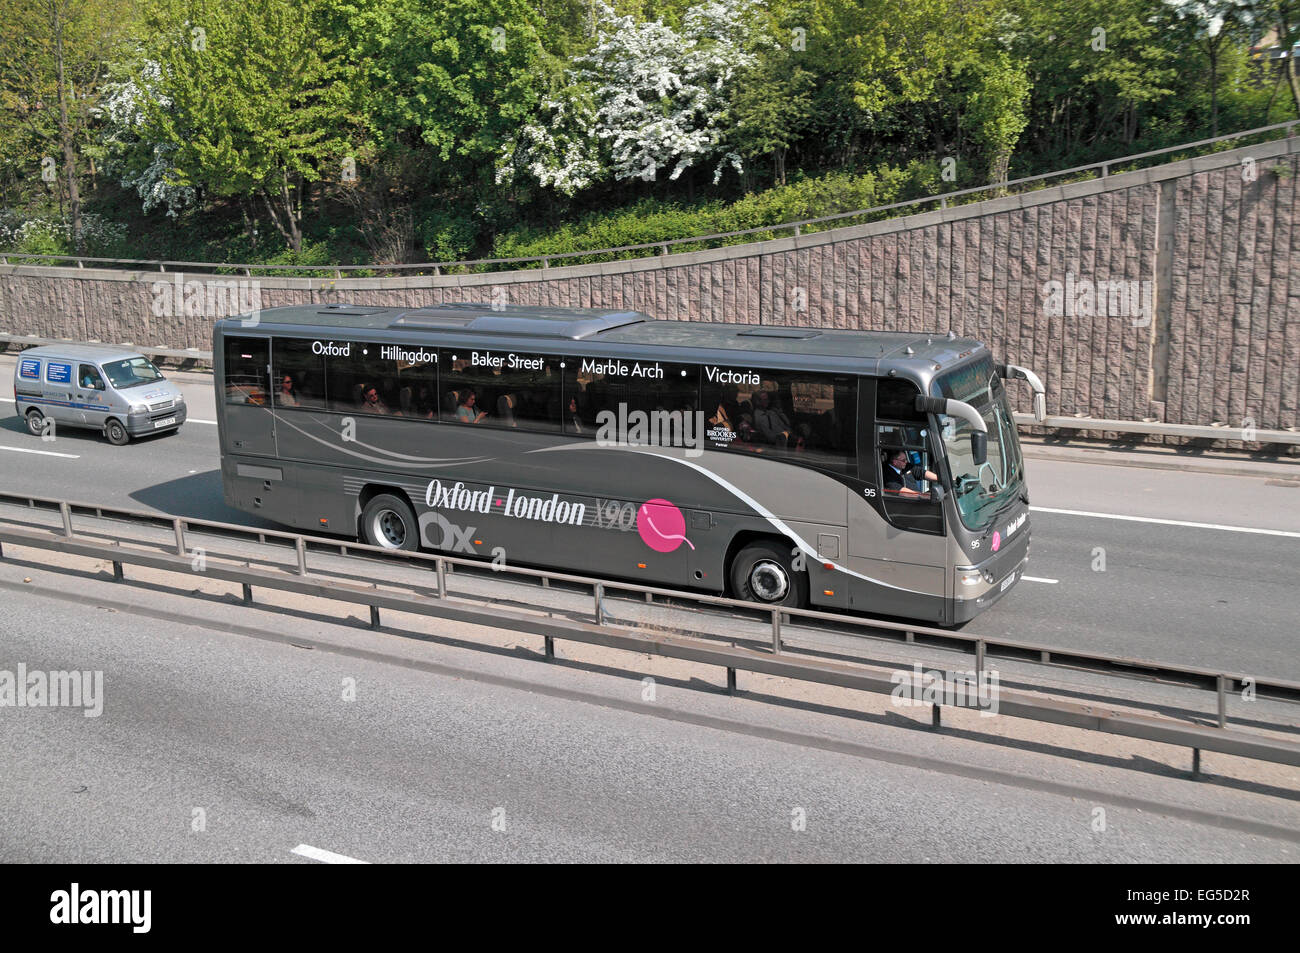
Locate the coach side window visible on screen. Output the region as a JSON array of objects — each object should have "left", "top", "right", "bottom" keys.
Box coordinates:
[
  {"left": 223, "top": 337, "right": 269, "bottom": 406},
  {"left": 876, "top": 378, "right": 943, "bottom": 534},
  {"left": 562, "top": 357, "right": 699, "bottom": 443},
  {"left": 440, "top": 349, "right": 561, "bottom": 431},
  {"left": 701, "top": 366, "right": 855, "bottom": 474},
  {"left": 272, "top": 339, "right": 326, "bottom": 410},
  {"left": 322, "top": 342, "right": 437, "bottom": 418}
]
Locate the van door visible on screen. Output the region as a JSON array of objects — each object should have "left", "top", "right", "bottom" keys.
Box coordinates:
[
  {"left": 75, "top": 363, "right": 112, "bottom": 428},
  {"left": 221, "top": 335, "right": 276, "bottom": 456},
  {"left": 41, "top": 358, "right": 77, "bottom": 427}
]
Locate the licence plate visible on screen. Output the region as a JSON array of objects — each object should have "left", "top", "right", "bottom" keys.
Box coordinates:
[
  {"left": 153, "top": 417, "right": 177, "bottom": 428},
  {"left": 1000, "top": 572, "right": 1016, "bottom": 592}
]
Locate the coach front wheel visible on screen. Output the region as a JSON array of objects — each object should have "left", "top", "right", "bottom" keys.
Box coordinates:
[{"left": 730, "top": 540, "right": 808, "bottom": 609}]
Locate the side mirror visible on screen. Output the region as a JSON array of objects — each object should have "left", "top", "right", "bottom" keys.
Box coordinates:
[
  {"left": 931, "top": 484, "right": 945, "bottom": 503},
  {"left": 971, "top": 431, "right": 988, "bottom": 465}
]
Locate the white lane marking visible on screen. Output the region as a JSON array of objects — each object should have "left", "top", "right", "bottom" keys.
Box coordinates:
[
  {"left": 291, "top": 843, "right": 369, "bottom": 864},
  {"left": 1031, "top": 506, "right": 1300, "bottom": 539},
  {"left": 1021, "top": 575, "right": 1059, "bottom": 584},
  {"left": 3, "top": 396, "right": 216, "bottom": 424},
  {"left": 0, "top": 444, "right": 80, "bottom": 459}
]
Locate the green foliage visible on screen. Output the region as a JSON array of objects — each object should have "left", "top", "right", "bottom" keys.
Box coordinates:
[
  {"left": 493, "top": 160, "right": 941, "bottom": 261},
  {"left": 1, "top": 0, "right": 1295, "bottom": 269}
]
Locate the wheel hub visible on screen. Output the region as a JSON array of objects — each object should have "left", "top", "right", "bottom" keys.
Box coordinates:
[{"left": 750, "top": 559, "right": 789, "bottom": 602}]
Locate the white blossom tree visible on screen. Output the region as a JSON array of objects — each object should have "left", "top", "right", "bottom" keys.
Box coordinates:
[
  {"left": 96, "top": 62, "right": 196, "bottom": 218},
  {"left": 500, "top": 0, "right": 761, "bottom": 193}
]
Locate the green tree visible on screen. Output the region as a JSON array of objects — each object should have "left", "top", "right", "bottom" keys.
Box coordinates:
[
  {"left": 139, "top": 0, "right": 357, "bottom": 252},
  {"left": 0, "top": 0, "right": 137, "bottom": 251}
]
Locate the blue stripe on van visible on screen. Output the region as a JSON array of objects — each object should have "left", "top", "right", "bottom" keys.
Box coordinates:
[{"left": 17, "top": 396, "right": 113, "bottom": 413}]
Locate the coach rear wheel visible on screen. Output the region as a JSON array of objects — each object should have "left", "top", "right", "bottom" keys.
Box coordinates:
[
  {"left": 360, "top": 493, "right": 419, "bottom": 551},
  {"left": 730, "top": 540, "right": 808, "bottom": 609}
]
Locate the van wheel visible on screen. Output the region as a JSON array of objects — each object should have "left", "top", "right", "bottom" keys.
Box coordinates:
[
  {"left": 730, "top": 540, "right": 808, "bottom": 608},
  {"left": 105, "top": 419, "right": 130, "bottom": 446},
  {"left": 25, "top": 409, "right": 45, "bottom": 437},
  {"left": 360, "top": 494, "right": 419, "bottom": 551}
]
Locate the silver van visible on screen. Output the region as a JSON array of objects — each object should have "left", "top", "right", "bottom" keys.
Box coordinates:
[{"left": 13, "top": 344, "right": 187, "bottom": 445}]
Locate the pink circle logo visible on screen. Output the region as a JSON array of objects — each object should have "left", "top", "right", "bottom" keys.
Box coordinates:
[
  {"left": 636, "top": 499, "right": 695, "bottom": 553},
  {"left": 991, "top": 531, "right": 1001, "bottom": 553}
]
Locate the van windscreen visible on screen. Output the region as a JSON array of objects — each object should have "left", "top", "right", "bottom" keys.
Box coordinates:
[{"left": 103, "top": 357, "right": 164, "bottom": 389}]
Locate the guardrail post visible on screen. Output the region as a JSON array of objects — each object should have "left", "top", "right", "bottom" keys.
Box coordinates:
[
  {"left": 1192, "top": 748, "right": 1201, "bottom": 778},
  {"left": 295, "top": 536, "right": 307, "bottom": 575},
  {"left": 726, "top": 667, "right": 737, "bottom": 694},
  {"left": 771, "top": 608, "right": 782, "bottom": 654},
  {"left": 370, "top": 605, "right": 381, "bottom": 629},
  {"left": 436, "top": 558, "right": 446, "bottom": 598},
  {"left": 594, "top": 583, "right": 605, "bottom": 625},
  {"left": 544, "top": 635, "right": 555, "bottom": 659},
  {"left": 1217, "top": 675, "right": 1227, "bottom": 728},
  {"left": 173, "top": 517, "right": 186, "bottom": 556},
  {"left": 60, "top": 502, "right": 73, "bottom": 538},
  {"left": 242, "top": 583, "right": 253, "bottom": 604},
  {"left": 112, "top": 560, "right": 123, "bottom": 581}
]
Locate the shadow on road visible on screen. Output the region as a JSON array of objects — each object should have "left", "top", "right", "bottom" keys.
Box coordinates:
[{"left": 131, "top": 470, "right": 280, "bottom": 528}]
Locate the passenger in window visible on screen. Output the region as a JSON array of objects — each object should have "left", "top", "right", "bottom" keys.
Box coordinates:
[
  {"left": 883, "top": 449, "right": 938, "bottom": 497},
  {"left": 413, "top": 385, "right": 436, "bottom": 419},
  {"left": 361, "top": 384, "right": 393, "bottom": 415},
  {"left": 565, "top": 396, "right": 585, "bottom": 434},
  {"left": 497, "top": 393, "right": 518, "bottom": 427},
  {"left": 457, "top": 389, "right": 488, "bottom": 424},
  {"left": 279, "top": 374, "right": 301, "bottom": 407},
  {"left": 753, "top": 390, "right": 795, "bottom": 447}
]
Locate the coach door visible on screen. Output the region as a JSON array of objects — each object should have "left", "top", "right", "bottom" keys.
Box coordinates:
[{"left": 221, "top": 335, "right": 277, "bottom": 457}]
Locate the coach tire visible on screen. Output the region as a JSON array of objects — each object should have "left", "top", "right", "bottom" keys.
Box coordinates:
[
  {"left": 106, "top": 418, "right": 130, "bottom": 446},
  {"left": 360, "top": 493, "right": 420, "bottom": 551},
  {"left": 25, "top": 409, "right": 45, "bottom": 437},
  {"left": 729, "top": 540, "right": 808, "bottom": 609}
]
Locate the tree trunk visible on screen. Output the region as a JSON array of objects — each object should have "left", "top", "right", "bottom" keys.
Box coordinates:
[
  {"left": 1287, "top": 49, "right": 1300, "bottom": 120},
  {"left": 53, "top": 7, "right": 83, "bottom": 254},
  {"left": 1208, "top": 41, "right": 1219, "bottom": 139}
]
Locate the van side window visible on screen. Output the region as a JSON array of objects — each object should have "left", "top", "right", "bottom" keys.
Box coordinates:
[{"left": 78, "top": 364, "right": 106, "bottom": 390}]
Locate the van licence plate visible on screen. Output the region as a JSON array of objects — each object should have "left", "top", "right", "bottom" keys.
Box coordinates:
[
  {"left": 153, "top": 417, "right": 177, "bottom": 428},
  {"left": 1000, "top": 573, "right": 1016, "bottom": 592}
]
